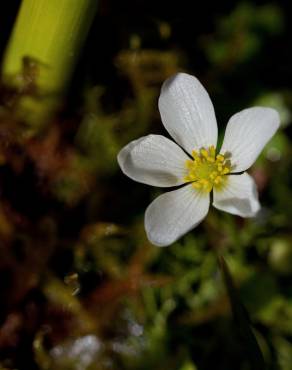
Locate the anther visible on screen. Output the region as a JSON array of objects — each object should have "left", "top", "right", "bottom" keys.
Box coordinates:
[{"left": 185, "top": 146, "right": 232, "bottom": 193}]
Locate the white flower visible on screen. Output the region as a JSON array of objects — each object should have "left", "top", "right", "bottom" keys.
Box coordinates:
[{"left": 117, "top": 73, "right": 280, "bottom": 247}]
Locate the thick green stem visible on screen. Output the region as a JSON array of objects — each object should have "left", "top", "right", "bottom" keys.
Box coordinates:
[{"left": 2, "top": 0, "right": 97, "bottom": 96}]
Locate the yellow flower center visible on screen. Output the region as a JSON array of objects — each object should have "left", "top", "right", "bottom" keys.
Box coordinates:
[{"left": 184, "top": 145, "right": 232, "bottom": 193}]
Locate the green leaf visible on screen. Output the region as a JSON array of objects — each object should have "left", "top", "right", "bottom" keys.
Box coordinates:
[{"left": 219, "top": 256, "right": 266, "bottom": 370}]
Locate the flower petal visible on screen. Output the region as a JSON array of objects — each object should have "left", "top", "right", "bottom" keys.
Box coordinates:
[
  {"left": 220, "top": 107, "right": 280, "bottom": 172},
  {"left": 213, "top": 173, "right": 260, "bottom": 217},
  {"left": 158, "top": 73, "right": 218, "bottom": 154},
  {"left": 117, "top": 134, "right": 190, "bottom": 187},
  {"left": 145, "top": 184, "right": 210, "bottom": 246}
]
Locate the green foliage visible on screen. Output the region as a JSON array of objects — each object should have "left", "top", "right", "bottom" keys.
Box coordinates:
[{"left": 203, "top": 3, "right": 284, "bottom": 68}]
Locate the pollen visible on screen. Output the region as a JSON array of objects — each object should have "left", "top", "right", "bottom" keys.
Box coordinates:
[{"left": 184, "top": 146, "right": 232, "bottom": 193}]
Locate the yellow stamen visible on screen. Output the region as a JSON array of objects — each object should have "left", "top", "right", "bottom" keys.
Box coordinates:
[
  {"left": 216, "top": 154, "right": 225, "bottom": 162},
  {"left": 200, "top": 148, "right": 209, "bottom": 158},
  {"left": 184, "top": 146, "right": 232, "bottom": 193}
]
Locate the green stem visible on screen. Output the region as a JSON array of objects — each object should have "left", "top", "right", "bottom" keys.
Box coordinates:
[{"left": 2, "top": 0, "right": 97, "bottom": 96}]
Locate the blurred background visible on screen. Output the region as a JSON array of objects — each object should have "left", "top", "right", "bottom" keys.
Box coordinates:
[{"left": 0, "top": 0, "right": 291, "bottom": 369}]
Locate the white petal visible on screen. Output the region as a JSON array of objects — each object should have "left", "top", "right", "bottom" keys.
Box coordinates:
[
  {"left": 213, "top": 173, "right": 260, "bottom": 217},
  {"left": 145, "top": 184, "right": 210, "bottom": 246},
  {"left": 117, "top": 134, "right": 190, "bottom": 187},
  {"left": 158, "top": 73, "right": 218, "bottom": 154},
  {"left": 220, "top": 107, "right": 280, "bottom": 172}
]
